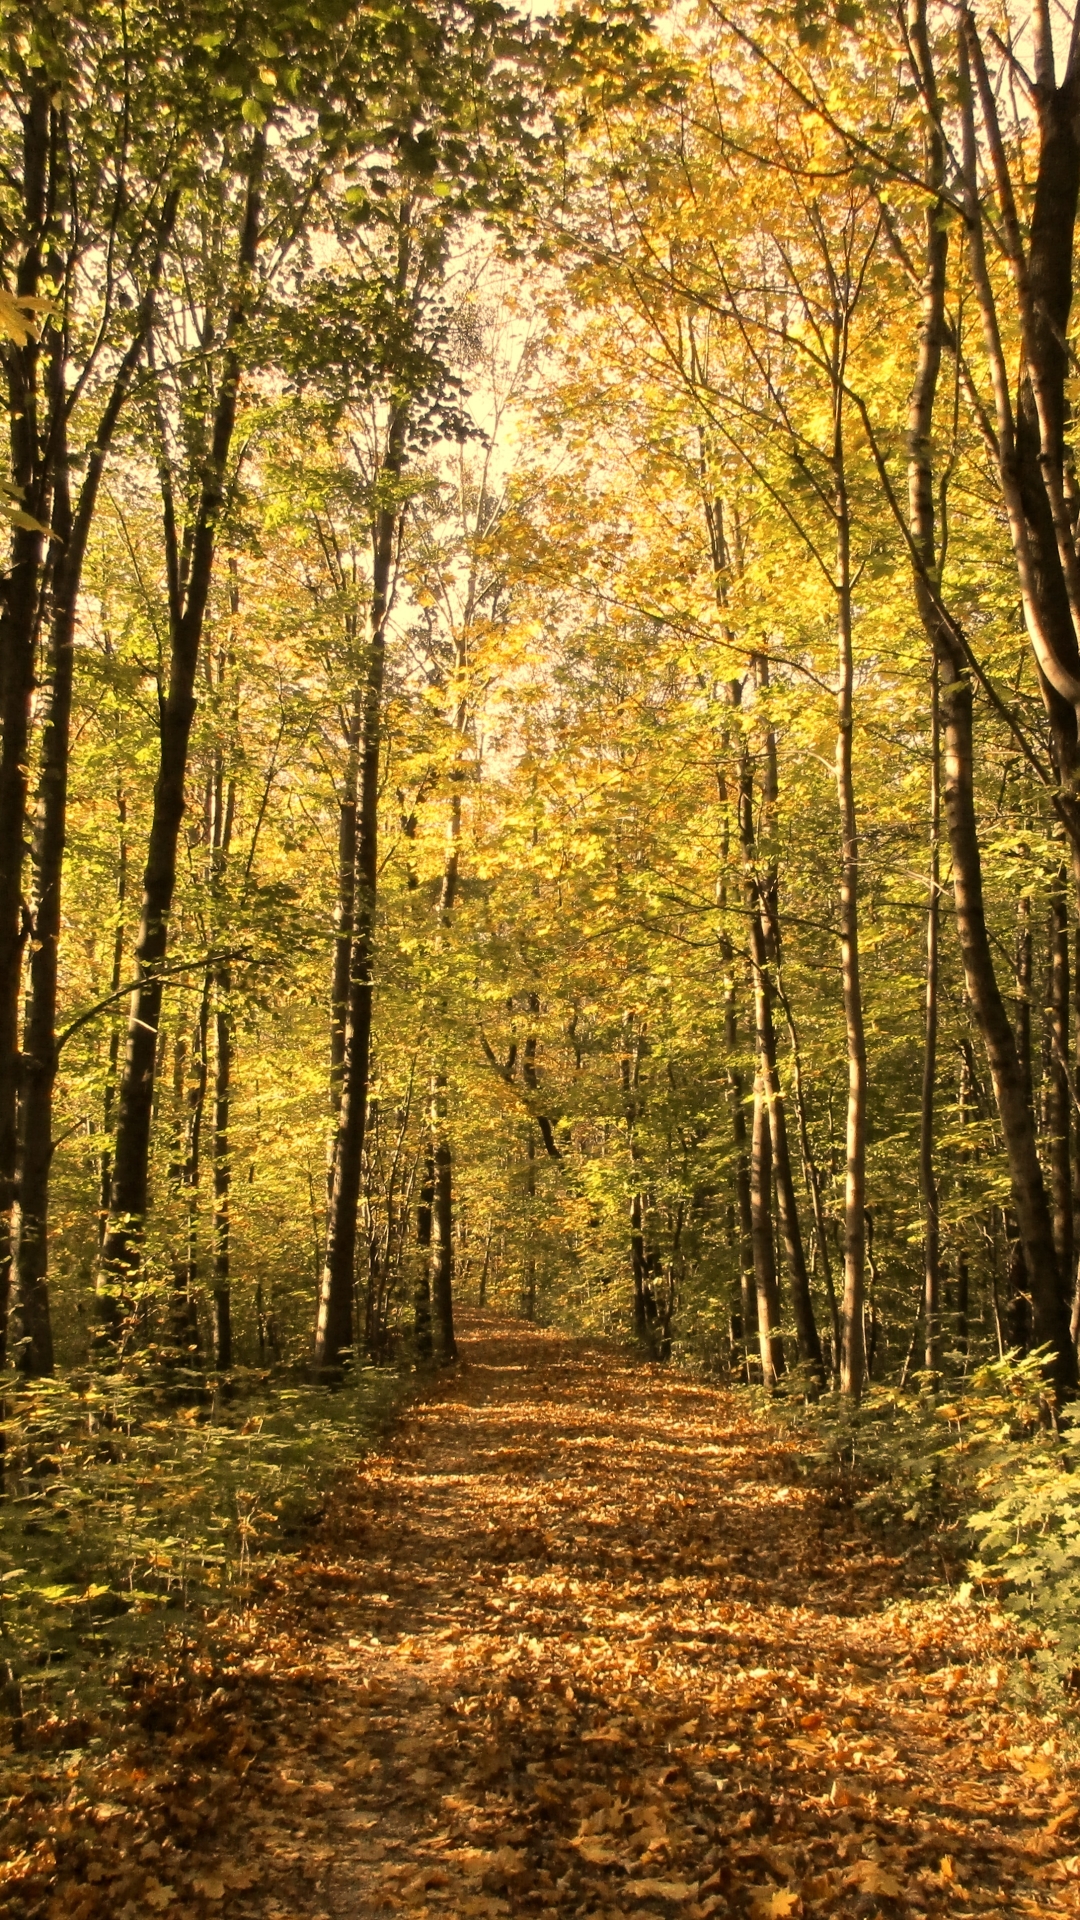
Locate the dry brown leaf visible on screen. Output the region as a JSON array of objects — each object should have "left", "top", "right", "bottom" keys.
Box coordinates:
[
  {"left": 574, "top": 1836, "right": 625, "bottom": 1867},
  {"left": 845, "top": 1861, "right": 902, "bottom": 1898},
  {"left": 632, "top": 1878, "right": 697, "bottom": 1901}
]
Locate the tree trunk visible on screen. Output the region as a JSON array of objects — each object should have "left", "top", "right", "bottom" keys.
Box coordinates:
[
  {"left": 430, "top": 1100, "right": 456, "bottom": 1363},
  {"left": 742, "top": 737, "right": 824, "bottom": 1377},
  {"left": 0, "top": 83, "right": 50, "bottom": 1364},
  {"left": 314, "top": 390, "right": 408, "bottom": 1370},
  {"left": 835, "top": 466, "right": 867, "bottom": 1399},
  {"left": 943, "top": 676, "right": 1074, "bottom": 1390},
  {"left": 750, "top": 1067, "right": 784, "bottom": 1386},
  {"left": 414, "top": 1150, "right": 434, "bottom": 1358},
  {"left": 894, "top": 3, "right": 1076, "bottom": 1386},
  {"left": 99, "top": 143, "right": 262, "bottom": 1316},
  {"left": 722, "top": 949, "right": 757, "bottom": 1372},
  {"left": 99, "top": 791, "right": 128, "bottom": 1244},
  {"left": 738, "top": 691, "right": 821, "bottom": 1377},
  {"left": 1072, "top": 916, "right": 1080, "bottom": 1346},
  {"left": 329, "top": 672, "right": 362, "bottom": 1133},
  {"left": 775, "top": 977, "right": 839, "bottom": 1374},
  {"left": 921, "top": 649, "right": 942, "bottom": 1373},
  {"left": 1046, "top": 874, "right": 1072, "bottom": 1294},
  {"left": 523, "top": 1126, "right": 537, "bottom": 1320},
  {"left": 212, "top": 970, "right": 232, "bottom": 1369},
  {"left": 10, "top": 187, "right": 176, "bottom": 1370},
  {"left": 1016, "top": 894, "right": 1034, "bottom": 1107}
]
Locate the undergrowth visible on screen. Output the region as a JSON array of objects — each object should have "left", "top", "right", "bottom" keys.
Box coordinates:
[
  {"left": 774, "top": 1349, "right": 1080, "bottom": 1695},
  {"left": 0, "top": 1362, "right": 402, "bottom": 1750}
]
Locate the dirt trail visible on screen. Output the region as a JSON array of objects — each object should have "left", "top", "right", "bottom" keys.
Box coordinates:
[{"left": 40, "top": 1317, "right": 1080, "bottom": 1916}]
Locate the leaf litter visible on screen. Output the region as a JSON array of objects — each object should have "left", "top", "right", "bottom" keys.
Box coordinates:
[{"left": 1, "top": 1313, "right": 1078, "bottom": 1918}]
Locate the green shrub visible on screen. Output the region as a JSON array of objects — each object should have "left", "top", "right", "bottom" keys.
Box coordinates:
[
  {"left": 0, "top": 1363, "right": 401, "bottom": 1736},
  {"left": 773, "top": 1350, "right": 1080, "bottom": 1691}
]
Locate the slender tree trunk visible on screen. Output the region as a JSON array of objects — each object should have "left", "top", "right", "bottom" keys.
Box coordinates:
[
  {"left": 620, "top": 1018, "right": 655, "bottom": 1351},
  {"left": 629, "top": 1188, "right": 649, "bottom": 1345},
  {"left": 414, "top": 1150, "right": 434, "bottom": 1359},
  {"left": 99, "top": 145, "right": 262, "bottom": 1316},
  {"left": 741, "top": 690, "right": 822, "bottom": 1378},
  {"left": 0, "top": 85, "right": 49, "bottom": 1363},
  {"left": 1072, "top": 916, "right": 1080, "bottom": 1345},
  {"left": 212, "top": 967, "right": 232, "bottom": 1369},
  {"left": 477, "top": 1224, "right": 493, "bottom": 1309},
  {"left": 314, "top": 394, "right": 408, "bottom": 1371},
  {"left": 835, "top": 461, "right": 867, "bottom": 1399},
  {"left": 10, "top": 189, "right": 176, "bottom": 1370},
  {"left": 943, "top": 678, "right": 1074, "bottom": 1387},
  {"left": 1016, "top": 895, "right": 1034, "bottom": 1107},
  {"left": 775, "top": 977, "right": 839, "bottom": 1373},
  {"left": 1046, "top": 873, "right": 1072, "bottom": 1294},
  {"left": 99, "top": 792, "right": 128, "bottom": 1243},
  {"left": 168, "top": 976, "right": 209, "bottom": 1354},
  {"left": 750, "top": 1067, "right": 784, "bottom": 1386},
  {"left": 329, "top": 671, "right": 362, "bottom": 1132},
  {"left": 722, "top": 950, "right": 757, "bottom": 1371},
  {"left": 921, "top": 650, "right": 942, "bottom": 1373},
  {"left": 430, "top": 1097, "right": 456, "bottom": 1362},
  {"left": 523, "top": 1126, "right": 537, "bottom": 1320}
]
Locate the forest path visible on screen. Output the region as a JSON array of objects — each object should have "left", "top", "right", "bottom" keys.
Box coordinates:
[{"left": 192, "top": 1315, "right": 1076, "bottom": 1918}]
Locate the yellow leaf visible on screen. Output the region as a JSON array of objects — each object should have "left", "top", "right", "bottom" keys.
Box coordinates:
[
  {"left": 191, "top": 1873, "right": 225, "bottom": 1901},
  {"left": 144, "top": 1881, "right": 176, "bottom": 1911},
  {"left": 633, "top": 1879, "right": 697, "bottom": 1902},
  {"left": 751, "top": 1890, "right": 800, "bottom": 1919},
  {"left": 0, "top": 289, "right": 50, "bottom": 344}
]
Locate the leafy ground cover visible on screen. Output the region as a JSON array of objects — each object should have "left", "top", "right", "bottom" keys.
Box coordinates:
[
  {"left": 2, "top": 1315, "right": 1078, "bottom": 1918},
  {"left": 0, "top": 1364, "right": 401, "bottom": 1743}
]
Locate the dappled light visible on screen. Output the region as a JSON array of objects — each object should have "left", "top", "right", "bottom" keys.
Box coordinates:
[{"left": 3, "top": 1319, "right": 1074, "bottom": 1917}]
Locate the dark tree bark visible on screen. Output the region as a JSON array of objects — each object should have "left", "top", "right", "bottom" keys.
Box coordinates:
[
  {"left": 522, "top": 1125, "right": 537, "bottom": 1321},
  {"left": 921, "top": 650, "right": 942, "bottom": 1373},
  {"left": 212, "top": 967, "right": 232, "bottom": 1370},
  {"left": 944, "top": 680, "right": 1073, "bottom": 1384},
  {"left": 630, "top": 1187, "right": 650, "bottom": 1346},
  {"left": 1045, "top": 876, "right": 1072, "bottom": 1294},
  {"left": 739, "top": 689, "right": 823, "bottom": 1380},
  {"left": 9, "top": 182, "right": 177, "bottom": 1371},
  {"left": 314, "top": 384, "right": 408, "bottom": 1371},
  {"left": 329, "top": 669, "right": 362, "bottom": 1131},
  {"left": 414, "top": 1150, "right": 434, "bottom": 1359},
  {"left": 99, "top": 791, "right": 128, "bottom": 1243},
  {"left": 0, "top": 83, "right": 50, "bottom": 1362},
  {"left": 894, "top": 0, "right": 1077, "bottom": 1396},
  {"left": 99, "top": 141, "right": 263, "bottom": 1318},
  {"left": 1072, "top": 916, "right": 1080, "bottom": 1346},
  {"left": 774, "top": 975, "right": 840, "bottom": 1374},
  {"left": 1016, "top": 895, "right": 1034, "bottom": 1109}
]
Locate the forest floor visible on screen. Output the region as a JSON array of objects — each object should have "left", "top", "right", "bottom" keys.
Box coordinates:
[{"left": 5, "top": 1313, "right": 1080, "bottom": 1918}]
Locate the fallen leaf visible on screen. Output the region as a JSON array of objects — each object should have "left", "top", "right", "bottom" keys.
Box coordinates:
[
  {"left": 574, "top": 1836, "right": 625, "bottom": 1866},
  {"left": 751, "top": 1890, "right": 800, "bottom": 1919},
  {"left": 846, "top": 1861, "right": 902, "bottom": 1898},
  {"left": 632, "top": 1878, "right": 697, "bottom": 1901}
]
